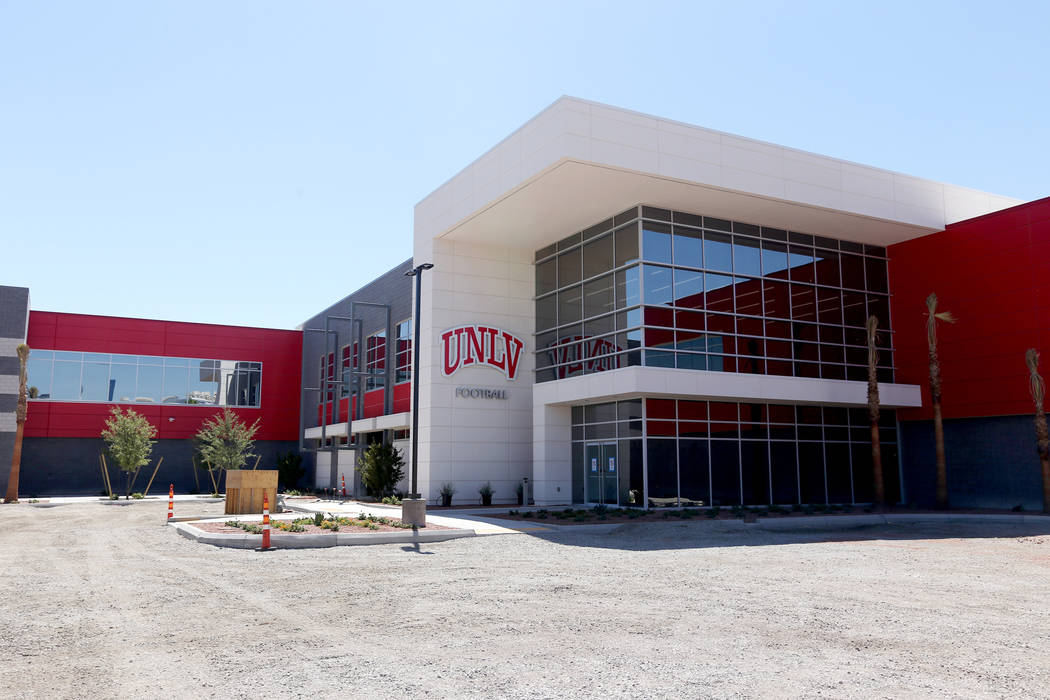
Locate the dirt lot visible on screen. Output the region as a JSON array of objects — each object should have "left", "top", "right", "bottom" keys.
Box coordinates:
[{"left": 1, "top": 501, "right": 1048, "bottom": 699}]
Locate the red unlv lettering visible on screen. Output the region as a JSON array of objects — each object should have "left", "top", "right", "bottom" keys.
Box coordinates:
[{"left": 442, "top": 325, "right": 525, "bottom": 380}]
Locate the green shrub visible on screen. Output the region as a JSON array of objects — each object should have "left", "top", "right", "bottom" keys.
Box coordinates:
[
  {"left": 358, "top": 443, "right": 405, "bottom": 498},
  {"left": 131, "top": 492, "right": 144, "bottom": 499}
]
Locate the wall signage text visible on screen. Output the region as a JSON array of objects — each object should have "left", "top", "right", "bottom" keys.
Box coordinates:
[
  {"left": 455, "top": 386, "right": 508, "bottom": 400},
  {"left": 442, "top": 325, "right": 525, "bottom": 380}
]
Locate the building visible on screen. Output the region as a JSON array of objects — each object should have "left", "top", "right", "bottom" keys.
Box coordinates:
[{"left": 3, "top": 97, "right": 1047, "bottom": 509}]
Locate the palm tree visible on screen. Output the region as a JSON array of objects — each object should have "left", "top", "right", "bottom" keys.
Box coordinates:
[
  {"left": 866, "top": 315, "right": 885, "bottom": 507},
  {"left": 1025, "top": 349, "right": 1050, "bottom": 513},
  {"left": 4, "top": 344, "right": 29, "bottom": 503},
  {"left": 926, "top": 294, "right": 956, "bottom": 509}
]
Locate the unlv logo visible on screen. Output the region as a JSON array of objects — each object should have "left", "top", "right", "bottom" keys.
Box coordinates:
[{"left": 441, "top": 325, "right": 525, "bottom": 380}]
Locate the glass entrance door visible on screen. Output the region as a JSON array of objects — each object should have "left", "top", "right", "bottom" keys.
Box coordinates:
[{"left": 584, "top": 442, "right": 618, "bottom": 505}]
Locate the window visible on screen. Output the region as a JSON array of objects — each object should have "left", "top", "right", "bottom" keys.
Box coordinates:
[
  {"left": 396, "top": 319, "right": 412, "bottom": 384},
  {"left": 27, "top": 352, "right": 262, "bottom": 407},
  {"left": 366, "top": 331, "right": 386, "bottom": 391}
]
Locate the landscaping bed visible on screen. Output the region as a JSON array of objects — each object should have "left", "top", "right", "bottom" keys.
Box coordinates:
[{"left": 193, "top": 513, "right": 449, "bottom": 535}]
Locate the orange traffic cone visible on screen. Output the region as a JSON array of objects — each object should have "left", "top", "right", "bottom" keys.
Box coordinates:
[
  {"left": 261, "top": 493, "right": 271, "bottom": 550},
  {"left": 167, "top": 484, "right": 174, "bottom": 520}
]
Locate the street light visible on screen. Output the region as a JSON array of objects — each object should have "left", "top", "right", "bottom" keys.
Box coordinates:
[{"left": 404, "top": 262, "right": 433, "bottom": 513}]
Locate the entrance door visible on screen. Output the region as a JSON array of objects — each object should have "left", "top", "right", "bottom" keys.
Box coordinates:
[{"left": 585, "top": 442, "right": 618, "bottom": 505}]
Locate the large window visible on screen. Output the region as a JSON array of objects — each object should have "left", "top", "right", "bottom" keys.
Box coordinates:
[
  {"left": 395, "top": 319, "right": 412, "bottom": 384},
  {"left": 365, "top": 331, "right": 386, "bottom": 391},
  {"left": 27, "top": 351, "right": 261, "bottom": 407},
  {"left": 535, "top": 206, "right": 893, "bottom": 383},
  {"left": 570, "top": 399, "right": 899, "bottom": 507}
]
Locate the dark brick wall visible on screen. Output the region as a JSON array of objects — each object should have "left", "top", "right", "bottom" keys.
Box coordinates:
[
  {"left": 900, "top": 414, "right": 1045, "bottom": 510},
  {"left": 18, "top": 437, "right": 300, "bottom": 496},
  {"left": 0, "top": 285, "right": 29, "bottom": 338}
]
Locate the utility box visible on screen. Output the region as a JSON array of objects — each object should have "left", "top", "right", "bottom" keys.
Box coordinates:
[{"left": 225, "top": 470, "right": 279, "bottom": 515}]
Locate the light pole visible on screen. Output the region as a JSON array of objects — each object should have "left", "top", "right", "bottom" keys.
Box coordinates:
[{"left": 403, "top": 262, "right": 433, "bottom": 525}]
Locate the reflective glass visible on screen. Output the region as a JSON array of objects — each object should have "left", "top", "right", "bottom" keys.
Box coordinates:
[
  {"left": 673, "top": 268, "right": 703, "bottom": 307},
  {"left": 615, "top": 266, "right": 640, "bottom": 308},
  {"left": 51, "top": 361, "right": 80, "bottom": 400},
  {"left": 163, "top": 365, "right": 189, "bottom": 403},
  {"left": 136, "top": 365, "right": 162, "bottom": 402},
  {"left": 536, "top": 295, "right": 557, "bottom": 331},
  {"left": 583, "top": 274, "right": 614, "bottom": 318},
  {"left": 81, "top": 362, "right": 110, "bottom": 401},
  {"left": 642, "top": 222, "right": 672, "bottom": 264},
  {"left": 761, "top": 241, "right": 789, "bottom": 277},
  {"left": 558, "top": 248, "right": 581, "bottom": 288},
  {"left": 614, "top": 223, "right": 639, "bottom": 266},
  {"left": 110, "top": 364, "right": 137, "bottom": 402},
  {"left": 672, "top": 227, "right": 702, "bottom": 268},
  {"left": 536, "top": 258, "right": 557, "bottom": 295},
  {"left": 704, "top": 232, "right": 733, "bottom": 272},
  {"left": 558, "top": 285, "right": 583, "bottom": 325},
  {"left": 26, "top": 357, "right": 52, "bottom": 398},
  {"left": 733, "top": 237, "right": 762, "bottom": 276},
  {"left": 583, "top": 233, "right": 614, "bottom": 279},
  {"left": 642, "top": 266, "right": 673, "bottom": 306}
]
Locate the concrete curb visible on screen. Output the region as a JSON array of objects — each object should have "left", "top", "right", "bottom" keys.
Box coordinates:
[{"left": 170, "top": 521, "right": 477, "bottom": 549}]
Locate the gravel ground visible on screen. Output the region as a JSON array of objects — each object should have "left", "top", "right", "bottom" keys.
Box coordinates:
[{"left": 1, "top": 501, "right": 1049, "bottom": 699}]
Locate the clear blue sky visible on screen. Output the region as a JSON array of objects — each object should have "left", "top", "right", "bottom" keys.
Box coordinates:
[{"left": 3, "top": 1, "right": 1047, "bottom": 329}]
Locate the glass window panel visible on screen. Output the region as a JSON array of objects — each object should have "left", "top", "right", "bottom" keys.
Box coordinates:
[
  {"left": 82, "top": 352, "right": 110, "bottom": 363},
  {"left": 642, "top": 206, "right": 671, "bottom": 221},
  {"left": 675, "top": 309, "right": 704, "bottom": 331},
  {"left": 536, "top": 295, "right": 557, "bottom": 332},
  {"left": 734, "top": 278, "right": 762, "bottom": 317},
  {"left": 770, "top": 441, "right": 799, "bottom": 504},
  {"left": 734, "top": 236, "right": 762, "bottom": 276},
  {"left": 642, "top": 265, "right": 673, "bottom": 306},
  {"left": 558, "top": 248, "right": 582, "bottom": 288},
  {"left": 51, "top": 361, "right": 81, "bottom": 400},
  {"left": 736, "top": 315, "right": 763, "bottom": 336},
  {"left": 618, "top": 420, "right": 643, "bottom": 438},
  {"left": 704, "top": 216, "right": 732, "bottom": 232},
  {"left": 644, "top": 326, "right": 675, "bottom": 349},
  {"left": 558, "top": 285, "right": 583, "bottom": 326},
  {"left": 825, "top": 442, "right": 852, "bottom": 503},
  {"left": 619, "top": 307, "right": 642, "bottom": 330},
  {"left": 614, "top": 223, "right": 640, "bottom": 267},
  {"left": 642, "top": 222, "right": 673, "bottom": 264},
  {"left": 584, "top": 314, "right": 614, "bottom": 338},
  {"left": 704, "top": 273, "right": 735, "bottom": 313},
  {"left": 868, "top": 295, "right": 891, "bottom": 332},
  {"left": 762, "top": 280, "right": 790, "bottom": 319},
  {"left": 53, "top": 351, "right": 82, "bottom": 362},
  {"left": 678, "top": 400, "right": 708, "bottom": 421},
  {"left": 139, "top": 355, "right": 164, "bottom": 366},
  {"left": 741, "top": 440, "right": 770, "bottom": 505},
  {"left": 189, "top": 360, "right": 220, "bottom": 405},
  {"left": 672, "top": 226, "right": 702, "bottom": 268},
  {"left": 790, "top": 285, "right": 817, "bottom": 321},
  {"left": 109, "top": 364, "right": 136, "bottom": 402},
  {"left": 710, "top": 440, "right": 741, "bottom": 506},
  {"left": 163, "top": 365, "right": 189, "bottom": 404},
  {"left": 584, "top": 402, "right": 617, "bottom": 423},
  {"left": 618, "top": 399, "right": 643, "bottom": 420},
  {"left": 788, "top": 246, "right": 815, "bottom": 283},
  {"left": 816, "top": 287, "right": 843, "bottom": 325},
  {"left": 583, "top": 233, "right": 614, "bottom": 280},
  {"left": 136, "top": 365, "right": 162, "bottom": 402},
  {"left": 679, "top": 439, "right": 710, "bottom": 506},
  {"left": 583, "top": 274, "right": 614, "bottom": 318},
  {"left": 798, "top": 442, "right": 826, "bottom": 504},
  {"left": 585, "top": 423, "right": 616, "bottom": 440},
  {"left": 840, "top": 253, "right": 865, "bottom": 289},
  {"left": 646, "top": 439, "right": 679, "bottom": 507},
  {"left": 765, "top": 319, "right": 791, "bottom": 339},
  {"left": 80, "top": 362, "right": 109, "bottom": 401},
  {"left": 675, "top": 330, "right": 709, "bottom": 353},
  {"left": 819, "top": 324, "right": 844, "bottom": 345},
  {"left": 536, "top": 258, "right": 557, "bottom": 295},
  {"left": 673, "top": 268, "right": 703, "bottom": 307},
  {"left": 706, "top": 313, "right": 734, "bottom": 335},
  {"left": 842, "top": 290, "right": 867, "bottom": 326},
  {"left": 673, "top": 210, "right": 701, "bottom": 227},
  {"left": 704, "top": 232, "right": 733, "bottom": 272},
  {"left": 761, "top": 241, "right": 789, "bottom": 278},
  {"left": 164, "top": 357, "right": 190, "bottom": 369},
  {"left": 27, "top": 357, "right": 53, "bottom": 398},
  {"left": 865, "top": 257, "right": 888, "bottom": 294},
  {"left": 644, "top": 350, "right": 675, "bottom": 368},
  {"left": 614, "top": 266, "right": 640, "bottom": 309},
  {"left": 814, "top": 249, "right": 841, "bottom": 287}
]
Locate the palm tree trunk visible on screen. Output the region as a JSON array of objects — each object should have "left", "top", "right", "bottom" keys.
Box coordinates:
[
  {"left": 4, "top": 344, "right": 28, "bottom": 504},
  {"left": 1026, "top": 349, "right": 1050, "bottom": 513},
  {"left": 870, "top": 421, "right": 884, "bottom": 506},
  {"left": 4, "top": 421, "right": 24, "bottom": 503},
  {"left": 931, "top": 342, "right": 948, "bottom": 508}
]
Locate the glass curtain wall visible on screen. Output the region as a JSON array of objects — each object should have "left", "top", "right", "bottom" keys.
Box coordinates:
[
  {"left": 536, "top": 206, "right": 893, "bottom": 383},
  {"left": 571, "top": 399, "right": 899, "bottom": 507},
  {"left": 27, "top": 351, "right": 261, "bottom": 407}
]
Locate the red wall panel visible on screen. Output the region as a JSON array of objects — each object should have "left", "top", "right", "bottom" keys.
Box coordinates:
[
  {"left": 889, "top": 197, "right": 1050, "bottom": 422},
  {"left": 24, "top": 311, "right": 302, "bottom": 441}
]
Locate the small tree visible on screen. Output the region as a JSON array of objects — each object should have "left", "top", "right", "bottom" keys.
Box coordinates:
[
  {"left": 358, "top": 443, "right": 405, "bottom": 499},
  {"left": 100, "top": 407, "right": 158, "bottom": 499},
  {"left": 276, "top": 452, "right": 305, "bottom": 491},
  {"left": 4, "top": 344, "right": 30, "bottom": 503},
  {"left": 195, "top": 409, "right": 260, "bottom": 494}
]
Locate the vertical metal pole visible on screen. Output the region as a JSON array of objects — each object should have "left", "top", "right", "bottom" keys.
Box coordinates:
[{"left": 410, "top": 269, "right": 422, "bottom": 499}]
